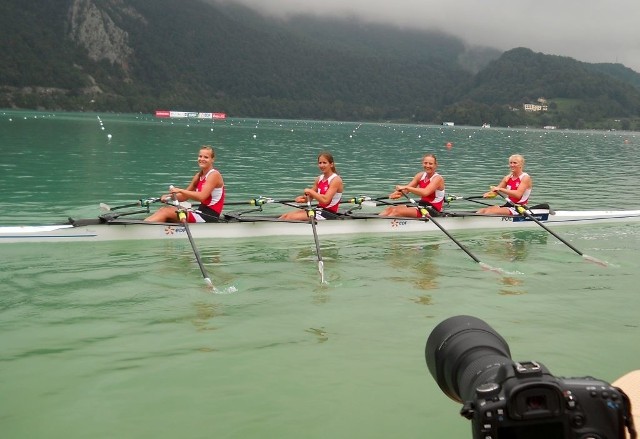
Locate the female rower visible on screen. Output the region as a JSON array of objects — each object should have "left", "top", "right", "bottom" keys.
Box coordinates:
[
  {"left": 279, "top": 152, "right": 343, "bottom": 220},
  {"left": 477, "top": 154, "right": 531, "bottom": 215},
  {"left": 145, "top": 145, "right": 225, "bottom": 223},
  {"left": 379, "top": 153, "right": 445, "bottom": 217}
]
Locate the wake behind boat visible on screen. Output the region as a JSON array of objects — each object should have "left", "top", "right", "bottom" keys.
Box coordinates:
[{"left": 2, "top": 205, "right": 640, "bottom": 244}]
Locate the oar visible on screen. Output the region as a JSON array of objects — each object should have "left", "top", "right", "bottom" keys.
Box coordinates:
[
  {"left": 492, "top": 191, "right": 608, "bottom": 267},
  {"left": 170, "top": 190, "right": 215, "bottom": 289},
  {"left": 306, "top": 196, "right": 326, "bottom": 284},
  {"left": 402, "top": 193, "right": 503, "bottom": 273}
]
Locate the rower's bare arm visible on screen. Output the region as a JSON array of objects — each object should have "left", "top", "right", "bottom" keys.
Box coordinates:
[
  {"left": 391, "top": 173, "right": 422, "bottom": 198},
  {"left": 484, "top": 176, "right": 509, "bottom": 198},
  {"left": 313, "top": 176, "right": 342, "bottom": 205},
  {"left": 412, "top": 175, "right": 443, "bottom": 198}
]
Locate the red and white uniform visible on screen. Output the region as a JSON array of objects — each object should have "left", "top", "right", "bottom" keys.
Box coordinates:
[
  {"left": 418, "top": 172, "right": 445, "bottom": 212},
  {"left": 506, "top": 172, "right": 530, "bottom": 205},
  {"left": 317, "top": 173, "right": 341, "bottom": 214},
  {"left": 504, "top": 172, "right": 530, "bottom": 215},
  {"left": 189, "top": 168, "right": 225, "bottom": 223}
]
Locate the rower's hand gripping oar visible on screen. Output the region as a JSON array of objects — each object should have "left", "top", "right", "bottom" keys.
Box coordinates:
[
  {"left": 306, "top": 195, "right": 326, "bottom": 284},
  {"left": 401, "top": 193, "right": 504, "bottom": 273},
  {"left": 170, "top": 187, "right": 215, "bottom": 289},
  {"left": 490, "top": 191, "right": 608, "bottom": 267}
]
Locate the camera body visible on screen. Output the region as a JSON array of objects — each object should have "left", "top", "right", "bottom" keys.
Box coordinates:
[
  {"left": 463, "top": 359, "right": 626, "bottom": 439},
  {"left": 426, "top": 316, "right": 632, "bottom": 439}
]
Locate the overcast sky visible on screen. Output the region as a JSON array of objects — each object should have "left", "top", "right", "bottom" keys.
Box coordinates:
[{"left": 219, "top": 0, "right": 640, "bottom": 73}]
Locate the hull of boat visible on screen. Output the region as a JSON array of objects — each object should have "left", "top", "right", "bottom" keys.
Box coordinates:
[{"left": 1, "top": 209, "right": 640, "bottom": 244}]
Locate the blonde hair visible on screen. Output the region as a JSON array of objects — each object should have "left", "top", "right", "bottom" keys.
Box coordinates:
[
  {"left": 201, "top": 145, "right": 215, "bottom": 159},
  {"left": 509, "top": 154, "right": 524, "bottom": 167}
]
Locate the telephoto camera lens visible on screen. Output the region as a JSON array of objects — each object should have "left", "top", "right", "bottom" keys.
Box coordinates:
[{"left": 425, "top": 315, "right": 513, "bottom": 402}]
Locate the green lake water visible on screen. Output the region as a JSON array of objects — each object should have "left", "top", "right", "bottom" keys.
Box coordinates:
[{"left": 1, "top": 110, "right": 639, "bottom": 438}]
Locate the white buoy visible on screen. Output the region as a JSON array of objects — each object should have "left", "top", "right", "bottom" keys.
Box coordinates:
[{"left": 107, "top": 134, "right": 112, "bottom": 139}]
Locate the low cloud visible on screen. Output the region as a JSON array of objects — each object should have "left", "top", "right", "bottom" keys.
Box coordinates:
[{"left": 216, "top": 0, "right": 640, "bottom": 73}]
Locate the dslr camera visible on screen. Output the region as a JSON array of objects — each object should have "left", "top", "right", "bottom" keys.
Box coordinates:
[{"left": 425, "top": 315, "right": 635, "bottom": 439}]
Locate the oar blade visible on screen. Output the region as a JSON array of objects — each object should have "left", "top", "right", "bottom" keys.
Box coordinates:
[
  {"left": 318, "top": 260, "right": 326, "bottom": 284},
  {"left": 582, "top": 254, "right": 609, "bottom": 267},
  {"left": 479, "top": 262, "right": 507, "bottom": 275}
]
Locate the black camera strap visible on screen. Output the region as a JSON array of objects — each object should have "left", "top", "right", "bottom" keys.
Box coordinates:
[{"left": 616, "top": 386, "right": 637, "bottom": 439}]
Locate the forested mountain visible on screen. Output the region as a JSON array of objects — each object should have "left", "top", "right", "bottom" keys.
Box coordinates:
[
  {"left": 1, "top": 0, "right": 640, "bottom": 129},
  {"left": 438, "top": 48, "right": 640, "bottom": 129}
]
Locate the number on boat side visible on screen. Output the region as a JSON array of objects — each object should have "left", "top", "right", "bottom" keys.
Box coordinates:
[{"left": 501, "top": 217, "right": 513, "bottom": 222}]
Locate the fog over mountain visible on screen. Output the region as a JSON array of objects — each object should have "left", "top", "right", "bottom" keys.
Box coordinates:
[{"left": 213, "top": 0, "right": 640, "bottom": 73}]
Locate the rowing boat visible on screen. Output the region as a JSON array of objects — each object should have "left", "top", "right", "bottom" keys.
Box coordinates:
[{"left": 2, "top": 208, "right": 640, "bottom": 244}]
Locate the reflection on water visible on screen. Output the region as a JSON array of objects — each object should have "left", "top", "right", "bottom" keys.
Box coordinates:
[
  {"left": 191, "top": 301, "right": 224, "bottom": 332},
  {"left": 304, "top": 327, "right": 329, "bottom": 343},
  {"left": 482, "top": 230, "right": 549, "bottom": 295},
  {"left": 498, "top": 276, "right": 526, "bottom": 296},
  {"left": 411, "top": 294, "right": 433, "bottom": 305},
  {"left": 485, "top": 230, "right": 549, "bottom": 262},
  {"left": 384, "top": 237, "right": 441, "bottom": 297}
]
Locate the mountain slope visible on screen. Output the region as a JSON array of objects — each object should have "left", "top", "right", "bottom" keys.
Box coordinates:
[{"left": 1, "top": 0, "right": 639, "bottom": 129}]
